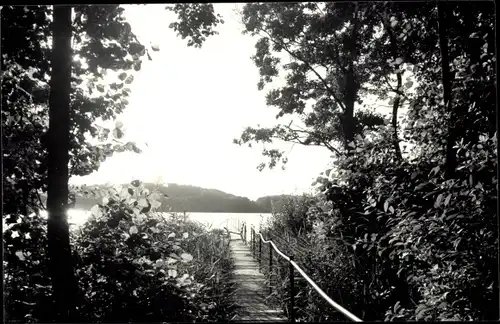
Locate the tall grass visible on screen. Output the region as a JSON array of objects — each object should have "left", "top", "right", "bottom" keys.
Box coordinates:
[{"left": 255, "top": 195, "right": 355, "bottom": 322}]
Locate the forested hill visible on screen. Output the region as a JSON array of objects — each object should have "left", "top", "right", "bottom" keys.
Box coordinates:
[
  {"left": 254, "top": 195, "right": 297, "bottom": 212},
  {"left": 73, "top": 183, "right": 272, "bottom": 213}
]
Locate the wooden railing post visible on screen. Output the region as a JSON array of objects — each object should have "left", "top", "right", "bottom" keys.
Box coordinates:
[
  {"left": 252, "top": 228, "right": 256, "bottom": 259},
  {"left": 250, "top": 228, "right": 253, "bottom": 256},
  {"left": 289, "top": 255, "right": 295, "bottom": 323},
  {"left": 269, "top": 234, "right": 273, "bottom": 295},
  {"left": 258, "top": 234, "right": 262, "bottom": 269}
]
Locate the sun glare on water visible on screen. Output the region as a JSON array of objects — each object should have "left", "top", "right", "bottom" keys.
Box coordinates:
[{"left": 38, "top": 209, "right": 92, "bottom": 226}]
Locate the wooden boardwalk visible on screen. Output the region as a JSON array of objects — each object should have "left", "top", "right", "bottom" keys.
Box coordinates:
[{"left": 228, "top": 233, "right": 287, "bottom": 322}]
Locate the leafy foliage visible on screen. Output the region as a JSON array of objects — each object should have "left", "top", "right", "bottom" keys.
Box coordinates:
[
  {"left": 3, "top": 4, "right": 230, "bottom": 322},
  {"left": 243, "top": 1, "right": 498, "bottom": 322},
  {"left": 167, "top": 3, "right": 224, "bottom": 48},
  {"left": 234, "top": 2, "right": 392, "bottom": 169},
  {"left": 4, "top": 180, "right": 235, "bottom": 322},
  {"left": 2, "top": 5, "right": 146, "bottom": 222}
]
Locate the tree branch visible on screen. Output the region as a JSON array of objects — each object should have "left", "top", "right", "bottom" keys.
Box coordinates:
[
  {"left": 284, "top": 124, "right": 345, "bottom": 156},
  {"left": 257, "top": 27, "right": 347, "bottom": 112}
]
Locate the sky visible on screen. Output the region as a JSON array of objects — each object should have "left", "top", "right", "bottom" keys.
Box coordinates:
[{"left": 70, "top": 4, "right": 406, "bottom": 201}]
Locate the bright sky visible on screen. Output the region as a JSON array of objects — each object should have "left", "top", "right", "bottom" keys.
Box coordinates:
[{"left": 70, "top": 4, "right": 406, "bottom": 201}]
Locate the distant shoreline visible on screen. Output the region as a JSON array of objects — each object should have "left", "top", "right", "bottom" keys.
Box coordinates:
[{"left": 71, "top": 182, "right": 295, "bottom": 214}]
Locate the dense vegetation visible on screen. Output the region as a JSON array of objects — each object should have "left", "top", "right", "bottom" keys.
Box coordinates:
[
  {"left": 71, "top": 183, "right": 271, "bottom": 213},
  {"left": 254, "top": 195, "right": 296, "bottom": 212},
  {"left": 4, "top": 181, "right": 235, "bottom": 322},
  {"left": 235, "top": 1, "right": 498, "bottom": 322},
  {"left": 2, "top": 2, "right": 497, "bottom": 322},
  {"left": 2, "top": 4, "right": 237, "bottom": 322}
]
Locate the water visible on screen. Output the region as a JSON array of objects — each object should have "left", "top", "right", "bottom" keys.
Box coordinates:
[
  {"left": 34, "top": 209, "right": 272, "bottom": 234},
  {"left": 2, "top": 209, "right": 271, "bottom": 241}
]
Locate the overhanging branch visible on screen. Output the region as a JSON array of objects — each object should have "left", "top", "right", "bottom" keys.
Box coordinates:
[{"left": 256, "top": 27, "right": 347, "bottom": 112}]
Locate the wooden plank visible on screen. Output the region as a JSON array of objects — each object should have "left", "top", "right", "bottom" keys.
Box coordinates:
[{"left": 229, "top": 233, "right": 287, "bottom": 322}]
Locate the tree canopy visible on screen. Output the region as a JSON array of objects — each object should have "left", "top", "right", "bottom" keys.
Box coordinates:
[
  {"left": 235, "top": 1, "right": 497, "bottom": 321},
  {"left": 2, "top": 4, "right": 225, "bottom": 322}
]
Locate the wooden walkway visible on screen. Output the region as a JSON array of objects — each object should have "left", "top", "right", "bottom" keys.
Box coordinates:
[{"left": 228, "top": 233, "right": 287, "bottom": 322}]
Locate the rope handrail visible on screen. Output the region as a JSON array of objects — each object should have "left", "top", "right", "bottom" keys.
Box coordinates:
[
  {"left": 256, "top": 232, "right": 290, "bottom": 262},
  {"left": 248, "top": 224, "right": 363, "bottom": 322}
]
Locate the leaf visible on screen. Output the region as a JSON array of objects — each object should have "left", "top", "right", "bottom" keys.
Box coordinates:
[
  {"left": 90, "top": 204, "right": 102, "bottom": 218},
  {"left": 138, "top": 198, "right": 149, "bottom": 208},
  {"left": 180, "top": 253, "right": 193, "bottom": 262},
  {"left": 393, "top": 301, "right": 401, "bottom": 313},
  {"left": 151, "top": 200, "right": 162, "bottom": 209},
  {"left": 115, "top": 120, "right": 124, "bottom": 129},
  {"left": 430, "top": 165, "right": 440, "bottom": 176},
  {"left": 118, "top": 72, "right": 127, "bottom": 81},
  {"left": 395, "top": 57, "right": 403, "bottom": 65},
  {"left": 435, "top": 193, "right": 444, "bottom": 208},
  {"left": 384, "top": 200, "right": 389, "bottom": 212},
  {"left": 415, "top": 182, "right": 427, "bottom": 191},
  {"left": 443, "top": 194, "right": 452, "bottom": 206},
  {"left": 15, "top": 251, "right": 25, "bottom": 261},
  {"left": 388, "top": 206, "right": 395, "bottom": 214},
  {"left": 168, "top": 232, "right": 176, "bottom": 239},
  {"left": 168, "top": 269, "right": 178, "bottom": 278},
  {"left": 131, "top": 180, "right": 141, "bottom": 187},
  {"left": 125, "top": 75, "right": 134, "bottom": 84},
  {"left": 166, "top": 257, "right": 178, "bottom": 264},
  {"left": 151, "top": 44, "right": 160, "bottom": 51},
  {"left": 183, "top": 232, "right": 189, "bottom": 239},
  {"left": 113, "top": 128, "right": 124, "bottom": 139},
  {"left": 129, "top": 226, "right": 138, "bottom": 235},
  {"left": 391, "top": 19, "right": 398, "bottom": 28}
]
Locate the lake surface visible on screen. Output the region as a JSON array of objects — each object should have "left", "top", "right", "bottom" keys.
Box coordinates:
[
  {"left": 55, "top": 209, "right": 271, "bottom": 235},
  {"left": 1, "top": 209, "right": 271, "bottom": 238}
]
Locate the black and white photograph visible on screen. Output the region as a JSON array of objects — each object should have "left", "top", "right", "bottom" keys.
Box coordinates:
[{"left": 2, "top": 2, "right": 498, "bottom": 322}]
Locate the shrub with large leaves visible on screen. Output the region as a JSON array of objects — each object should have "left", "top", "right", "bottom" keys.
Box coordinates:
[{"left": 4, "top": 180, "right": 235, "bottom": 322}]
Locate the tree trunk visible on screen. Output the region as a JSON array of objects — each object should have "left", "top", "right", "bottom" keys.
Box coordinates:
[
  {"left": 47, "top": 5, "right": 77, "bottom": 322},
  {"left": 384, "top": 15, "right": 403, "bottom": 161},
  {"left": 391, "top": 72, "right": 403, "bottom": 161},
  {"left": 343, "top": 74, "right": 356, "bottom": 148},
  {"left": 342, "top": 5, "right": 360, "bottom": 151},
  {"left": 437, "top": 2, "right": 455, "bottom": 179}
]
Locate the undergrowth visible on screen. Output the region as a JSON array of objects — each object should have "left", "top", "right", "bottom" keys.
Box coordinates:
[{"left": 3, "top": 180, "right": 236, "bottom": 322}]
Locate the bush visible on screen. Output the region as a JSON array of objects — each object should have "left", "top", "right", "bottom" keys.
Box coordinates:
[
  {"left": 259, "top": 128, "right": 498, "bottom": 322},
  {"left": 3, "top": 180, "right": 236, "bottom": 322}
]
